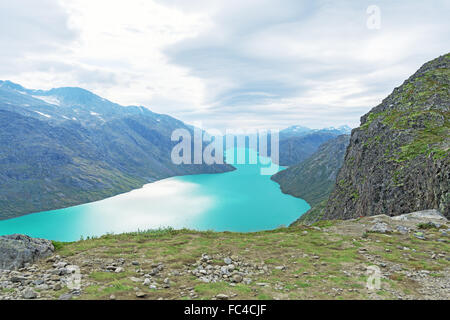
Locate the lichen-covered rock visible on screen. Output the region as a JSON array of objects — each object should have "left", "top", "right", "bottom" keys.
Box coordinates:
[
  {"left": 322, "top": 53, "right": 450, "bottom": 220},
  {"left": 391, "top": 209, "right": 446, "bottom": 222},
  {"left": 369, "top": 222, "right": 392, "bottom": 234},
  {"left": 0, "top": 234, "right": 54, "bottom": 270}
]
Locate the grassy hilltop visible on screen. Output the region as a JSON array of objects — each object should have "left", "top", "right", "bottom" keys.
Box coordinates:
[{"left": 2, "top": 214, "right": 446, "bottom": 300}]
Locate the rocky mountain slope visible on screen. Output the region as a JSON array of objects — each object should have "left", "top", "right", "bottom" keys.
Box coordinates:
[
  {"left": 0, "top": 81, "right": 233, "bottom": 220},
  {"left": 226, "top": 126, "right": 350, "bottom": 166},
  {"left": 278, "top": 132, "right": 345, "bottom": 166},
  {"left": 320, "top": 53, "right": 449, "bottom": 220},
  {"left": 272, "top": 134, "right": 350, "bottom": 207},
  {"left": 0, "top": 210, "right": 448, "bottom": 300},
  {"left": 279, "top": 125, "right": 351, "bottom": 140}
]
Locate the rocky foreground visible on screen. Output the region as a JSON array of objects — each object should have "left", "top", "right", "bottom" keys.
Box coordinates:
[{"left": 0, "top": 210, "right": 448, "bottom": 300}]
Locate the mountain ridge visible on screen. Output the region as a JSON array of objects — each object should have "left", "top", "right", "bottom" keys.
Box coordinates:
[
  {"left": 0, "top": 81, "right": 234, "bottom": 220},
  {"left": 321, "top": 53, "right": 449, "bottom": 220}
]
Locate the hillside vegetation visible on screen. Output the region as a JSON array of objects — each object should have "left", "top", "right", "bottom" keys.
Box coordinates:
[
  {"left": 0, "top": 82, "right": 233, "bottom": 220},
  {"left": 272, "top": 134, "right": 350, "bottom": 207}
]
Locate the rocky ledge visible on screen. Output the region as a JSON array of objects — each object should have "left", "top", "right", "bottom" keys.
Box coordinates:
[{"left": 0, "top": 234, "right": 54, "bottom": 270}]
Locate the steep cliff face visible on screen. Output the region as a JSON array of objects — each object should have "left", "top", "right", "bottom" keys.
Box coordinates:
[
  {"left": 272, "top": 134, "right": 350, "bottom": 207},
  {"left": 323, "top": 53, "right": 449, "bottom": 220}
]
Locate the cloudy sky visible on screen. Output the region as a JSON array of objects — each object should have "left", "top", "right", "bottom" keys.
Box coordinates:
[{"left": 0, "top": 0, "right": 448, "bottom": 130}]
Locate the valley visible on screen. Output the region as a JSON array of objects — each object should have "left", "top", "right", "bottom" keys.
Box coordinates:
[
  {"left": 0, "top": 148, "right": 309, "bottom": 241},
  {"left": 0, "top": 81, "right": 349, "bottom": 221},
  {"left": 0, "top": 53, "right": 448, "bottom": 302}
]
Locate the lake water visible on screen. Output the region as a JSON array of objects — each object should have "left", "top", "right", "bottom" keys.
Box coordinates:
[{"left": 0, "top": 148, "right": 309, "bottom": 241}]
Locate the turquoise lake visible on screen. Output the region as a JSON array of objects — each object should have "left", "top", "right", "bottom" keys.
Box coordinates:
[{"left": 0, "top": 148, "right": 310, "bottom": 241}]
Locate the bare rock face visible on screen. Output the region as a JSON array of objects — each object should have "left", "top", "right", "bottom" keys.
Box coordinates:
[
  {"left": 322, "top": 53, "right": 449, "bottom": 220},
  {"left": 391, "top": 209, "right": 447, "bottom": 222},
  {"left": 0, "top": 234, "right": 54, "bottom": 270}
]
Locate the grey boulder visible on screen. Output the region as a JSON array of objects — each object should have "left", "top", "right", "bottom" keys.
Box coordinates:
[
  {"left": 0, "top": 234, "right": 54, "bottom": 270},
  {"left": 369, "top": 222, "right": 392, "bottom": 234},
  {"left": 22, "top": 288, "right": 38, "bottom": 299},
  {"left": 392, "top": 209, "right": 447, "bottom": 222}
]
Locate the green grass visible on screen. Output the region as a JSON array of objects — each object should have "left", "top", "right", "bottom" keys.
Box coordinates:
[
  {"left": 194, "top": 282, "right": 231, "bottom": 297},
  {"left": 84, "top": 281, "right": 134, "bottom": 298},
  {"left": 417, "top": 222, "right": 440, "bottom": 230},
  {"left": 89, "top": 271, "right": 133, "bottom": 281},
  {"left": 40, "top": 214, "right": 450, "bottom": 301}
]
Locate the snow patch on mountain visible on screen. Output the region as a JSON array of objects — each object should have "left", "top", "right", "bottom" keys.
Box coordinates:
[
  {"left": 34, "top": 111, "right": 52, "bottom": 118},
  {"left": 31, "top": 95, "right": 61, "bottom": 106}
]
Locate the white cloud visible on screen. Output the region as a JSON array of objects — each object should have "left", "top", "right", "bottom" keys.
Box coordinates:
[
  {"left": 0, "top": 0, "right": 448, "bottom": 130},
  {"left": 162, "top": 0, "right": 450, "bottom": 129}
]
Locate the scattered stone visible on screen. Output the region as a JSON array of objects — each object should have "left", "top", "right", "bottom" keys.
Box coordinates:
[
  {"left": 396, "top": 226, "right": 410, "bottom": 234},
  {"left": 369, "top": 222, "right": 392, "bottom": 234},
  {"left": 114, "top": 267, "right": 124, "bottom": 273},
  {"left": 232, "top": 274, "right": 243, "bottom": 283},
  {"left": 36, "top": 284, "right": 49, "bottom": 290},
  {"left": 201, "top": 254, "right": 210, "bottom": 262},
  {"left": 414, "top": 232, "right": 426, "bottom": 240},
  {"left": 256, "top": 282, "right": 268, "bottom": 287},
  {"left": 163, "top": 278, "right": 171, "bottom": 288},
  {"left": 1, "top": 209, "right": 447, "bottom": 301},
  {"left": 58, "top": 293, "right": 73, "bottom": 300},
  {"left": 11, "top": 276, "right": 27, "bottom": 283},
  {"left": 199, "top": 277, "right": 210, "bottom": 283},
  {"left": 130, "top": 277, "right": 141, "bottom": 283},
  {"left": 22, "top": 288, "right": 37, "bottom": 299},
  {"left": 33, "top": 279, "right": 44, "bottom": 286},
  {"left": 53, "top": 261, "right": 68, "bottom": 268}
]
